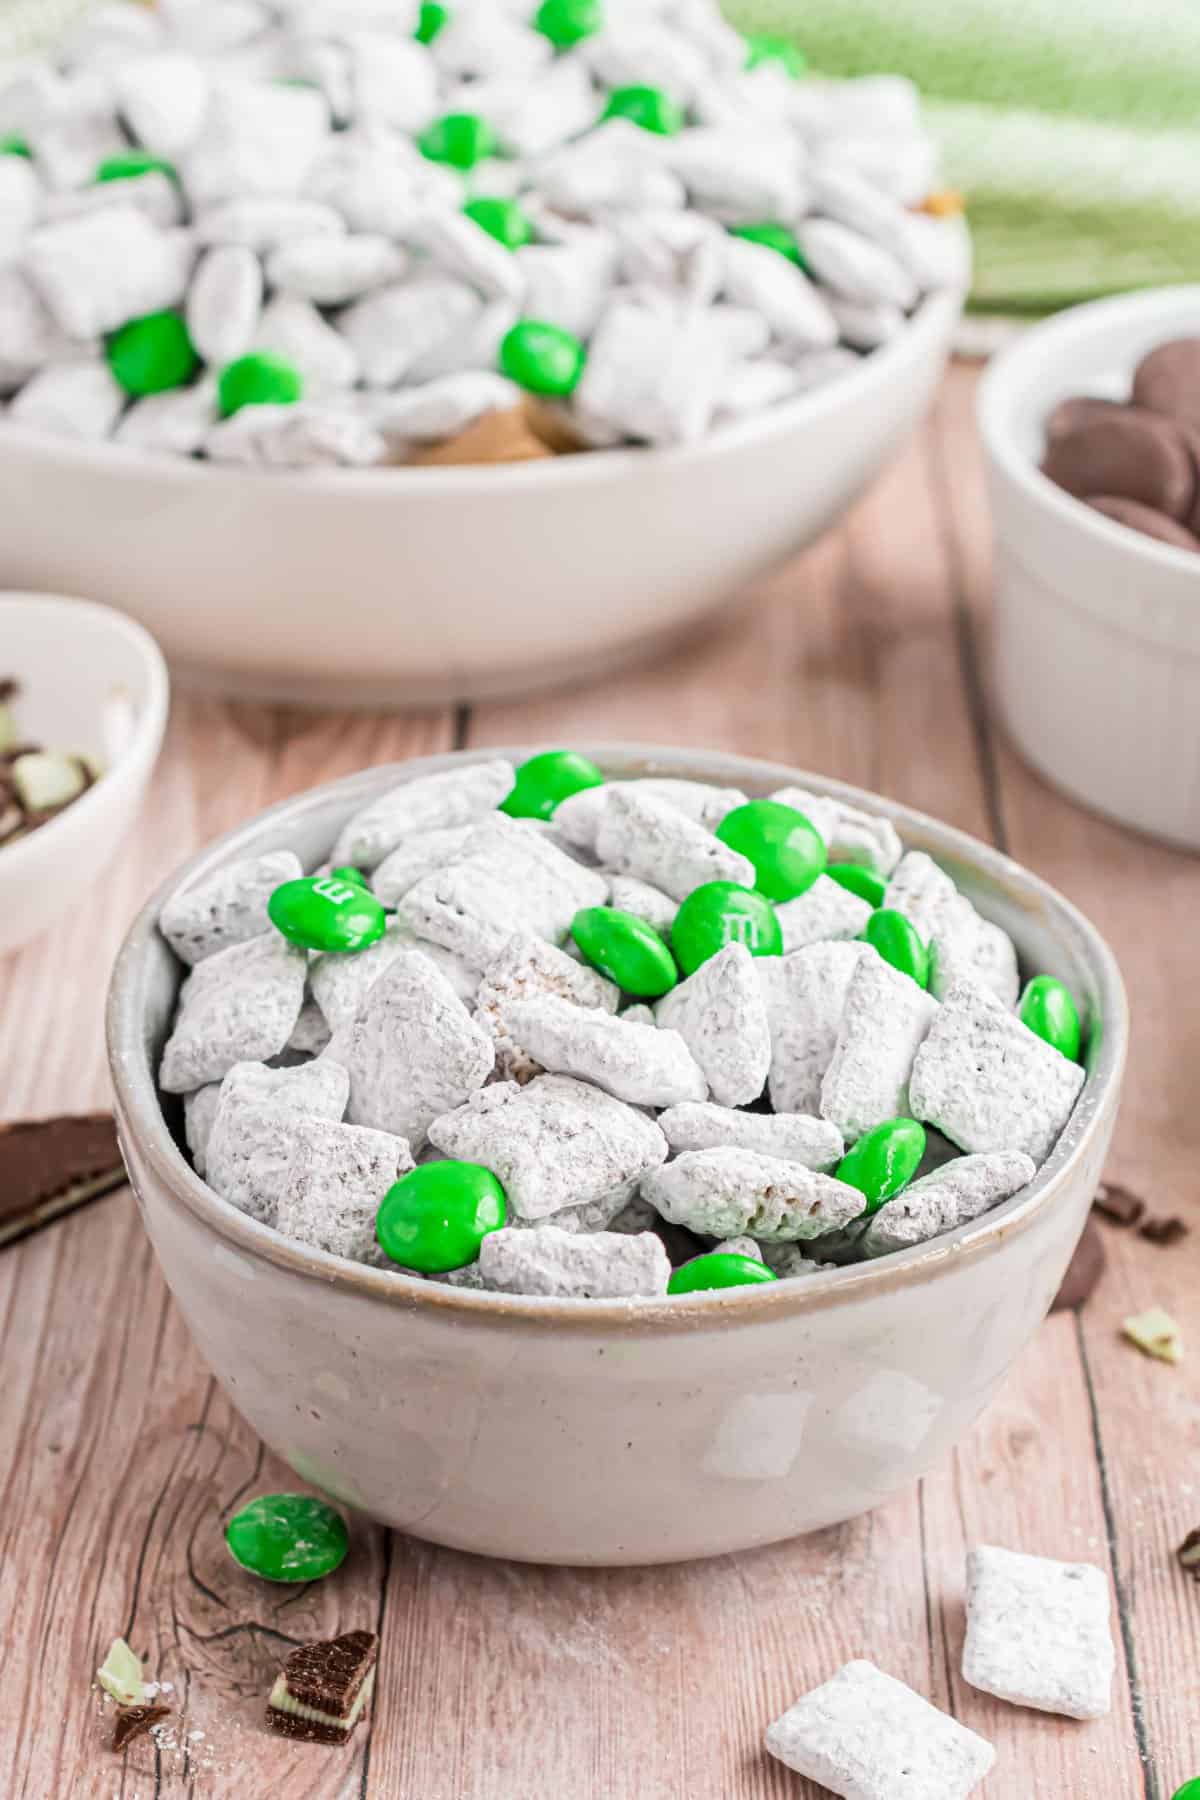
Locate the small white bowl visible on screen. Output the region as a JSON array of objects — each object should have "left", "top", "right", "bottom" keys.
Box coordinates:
[
  {"left": 0, "top": 593, "right": 169, "bottom": 955},
  {"left": 0, "top": 286, "right": 962, "bottom": 708},
  {"left": 979, "top": 287, "right": 1200, "bottom": 851}
]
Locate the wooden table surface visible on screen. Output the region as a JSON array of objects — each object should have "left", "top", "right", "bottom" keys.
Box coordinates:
[{"left": 2, "top": 361, "right": 1197, "bottom": 1800}]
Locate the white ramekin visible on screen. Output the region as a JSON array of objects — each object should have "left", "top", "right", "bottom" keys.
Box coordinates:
[{"left": 979, "top": 286, "right": 1200, "bottom": 851}]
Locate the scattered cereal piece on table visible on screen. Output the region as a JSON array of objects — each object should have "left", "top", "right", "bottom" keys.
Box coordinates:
[{"left": 962, "top": 1544, "right": 1115, "bottom": 1719}]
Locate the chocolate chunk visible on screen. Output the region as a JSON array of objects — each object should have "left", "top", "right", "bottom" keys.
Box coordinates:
[
  {"left": 1177, "top": 1527, "right": 1200, "bottom": 1578},
  {"left": 1041, "top": 410, "right": 1196, "bottom": 521},
  {"left": 1138, "top": 1215, "right": 1189, "bottom": 1247},
  {"left": 1045, "top": 395, "right": 1123, "bottom": 442},
  {"left": 111, "top": 1704, "right": 171, "bottom": 1754},
  {"left": 0, "top": 1114, "right": 125, "bottom": 1249},
  {"left": 1132, "top": 337, "right": 1200, "bottom": 428},
  {"left": 1050, "top": 1217, "right": 1107, "bottom": 1312},
  {"left": 1084, "top": 495, "right": 1200, "bottom": 553},
  {"left": 1092, "top": 1181, "right": 1145, "bottom": 1227},
  {"left": 266, "top": 1630, "right": 378, "bottom": 1746}
]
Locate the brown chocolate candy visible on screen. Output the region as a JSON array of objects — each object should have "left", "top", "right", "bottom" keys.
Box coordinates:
[
  {"left": 1041, "top": 409, "right": 1196, "bottom": 521},
  {"left": 111, "top": 1704, "right": 171, "bottom": 1754},
  {"left": 1093, "top": 1180, "right": 1146, "bottom": 1227},
  {"left": 1044, "top": 395, "right": 1123, "bottom": 443},
  {"left": 1139, "top": 1215, "right": 1190, "bottom": 1247},
  {"left": 1084, "top": 495, "right": 1200, "bottom": 552},
  {"left": 1050, "top": 1217, "right": 1107, "bottom": 1313},
  {"left": 1131, "top": 336, "right": 1200, "bottom": 429}
]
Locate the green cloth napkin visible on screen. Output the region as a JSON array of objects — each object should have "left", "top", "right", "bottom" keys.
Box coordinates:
[{"left": 728, "top": 0, "right": 1200, "bottom": 312}]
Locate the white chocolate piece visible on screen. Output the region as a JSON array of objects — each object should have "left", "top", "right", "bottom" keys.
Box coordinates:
[
  {"left": 332, "top": 759, "right": 514, "bottom": 871},
  {"left": 203, "top": 1056, "right": 350, "bottom": 1220},
  {"left": 962, "top": 1545, "right": 1114, "bottom": 1720},
  {"left": 8, "top": 358, "right": 124, "bottom": 441},
  {"left": 475, "top": 931, "right": 618, "bottom": 1084},
  {"left": 500, "top": 995, "right": 707, "bottom": 1108},
  {"left": 798, "top": 217, "right": 919, "bottom": 311},
  {"left": 115, "top": 378, "right": 218, "bottom": 456},
  {"left": 479, "top": 1225, "right": 671, "bottom": 1300},
  {"left": 655, "top": 943, "right": 770, "bottom": 1107},
  {"left": 820, "top": 954, "right": 939, "bottom": 1141},
  {"left": 275, "top": 1115, "right": 413, "bottom": 1266},
  {"left": 186, "top": 243, "right": 263, "bottom": 365},
  {"left": 325, "top": 949, "right": 494, "bottom": 1150},
  {"left": 884, "top": 850, "right": 1019, "bottom": 1005},
  {"left": 204, "top": 402, "right": 386, "bottom": 469},
  {"left": 596, "top": 786, "right": 753, "bottom": 903},
  {"left": 193, "top": 196, "right": 346, "bottom": 250},
  {"left": 769, "top": 785, "right": 902, "bottom": 876},
  {"left": 159, "top": 850, "right": 302, "bottom": 965},
  {"left": 337, "top": 274, "right": 481, "bottom": 388},
  {"left": 721, "top": 234, "right": 838, "bottom": 349},
  {"left": 159, "top": 933, "right": 307, "bottom": 1093},
  {"left": 607, "top": 875, "right": 676, "bottom": 934},
  {"left": 428, "top": 1073, "right": 667, "bottom": 1220},
  {"left": 909, "top": 978, "right": 1085, "bottom": 1164},
  {"left": 759, "top": 941, "right": 875, "bottom": 1114},
  {"left": 658, "top": 1101, "right": 843, "bottom": 1170},
  {"left": 775, "top": 874, "right": 873, "bottom": 953},
  {"left": 573, "top": 296, "right": 726, "bottom": 447},
  {"left": 765, "top": 1660, "right": 995, "bottom": 1799},
  {"left": 644, "top": 1149, "right": 862, "bottom": 1242},
  {"left": 861, "top": 1151, "right": 1036, "bottom": 1257}
]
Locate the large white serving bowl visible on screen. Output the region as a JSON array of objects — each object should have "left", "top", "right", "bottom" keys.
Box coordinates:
[
  {"left": 0, "top": 593, "right": 168, "bottom": 956},
  {"left": 107, "top": 744, "right": 1126, "bottom": 1567},
  {"left": 0, "top": 288, "right": 961, "bottom": 708},
  {"left": 979, "top": 286, "right": 1200, "bottom": 851}
]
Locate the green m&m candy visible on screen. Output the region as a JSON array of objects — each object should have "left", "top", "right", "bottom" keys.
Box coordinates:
[
  {"left": 535, "top": 0, "right": 604, "bottom": 49},
  {"left": 107, "top": 311, "right": 198, "bottom": 397},
  {"left": 376, "top": 1161, "right": 506, "bottom": 1273},
  {"left": 501, "top": 748, "right": 604, "bottom": 819},
  {"left": 499, "top": 319, "right": 586, "bottom": 396},
  {"left": 864, "top": 907, "right": 931, "bottom": 989},
  {"left": 671, "top": 880, "right": 782, "bottom": 978},
  {"left": 0, "top": 134, "right": 31, "bottom": 158},
  {"left": 464, "top": 195, "right": 534, "bottom": 249},
  {"left": 668, "top": 1252, "right": 777, "bottom": 1295},
  {"left": 268, "top": 873, "right": 386, "bottom": 953},
  {"left": 1019, "top": 974, "right": 1082, "bottom": 1062},
  {"left": 730, "top": 223, "right": 805, "bottom": 267},
  {"left": 225, "top": 1494, "right": 349, "bottom": 1583},
  {"left": 418, "top": 111, "right": 497, "bottom": 170},
  {"left": 95, "top": 149, "right": 177, "bottom": 184},
  {"left": 415, "top": 0, "right": 450, "bottom": 43},
  {"left": 836, "top": 1117, "right": 926, "bottom": 1213},
  {"left": 744, "top": 34, "right": 806, "bottom": 78},
  {"left": 827, "top": 862, "right": 887, "bottom": 908},
  {"left": 716, "top": 799, "right": 826, "bottom": 902},
  {"left": 1170, "top": 1784, "right": 1200, "bottom": 1800},
  {"left": 218, "top": 351, "right": 303, "bottom": 417},
  {"left": 330, "top": 865, "right": 369, "bottom": 887},
  {"left": 572, "top": 906, "right": 677, "bottom": 999},
  {"left": 601, "top": 84, "right": 683, "bottom": 135}
]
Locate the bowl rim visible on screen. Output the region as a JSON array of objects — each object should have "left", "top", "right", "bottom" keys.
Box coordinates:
[
  {"left": 977, "top": 282, "right": 1200, "bottom": 580},
  {"left": 4, "top": 284, "right": 963, "bottom": 497},
  {"left": 0, "top": 590, "right": 170, "bottom": 878},
  {"left": 107, "top": 742, "right": 1127, "bottom": 1334}
]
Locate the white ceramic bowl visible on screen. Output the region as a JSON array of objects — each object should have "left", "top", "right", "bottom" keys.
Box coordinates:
[
  {"left": 0, "top": 593, "right": 168, "bottom": 956},
  {"left": 0, "top": 289, "right": 961, "bottom": 708},
  {"left": 979, "top": 287, "right": 1200, "bottom": 851},
  {"left": 107, "top": 745, "right": 1126, "bottom": 1566}
]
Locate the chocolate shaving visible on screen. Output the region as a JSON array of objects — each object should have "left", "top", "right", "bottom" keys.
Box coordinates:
[
  {"left": 1093, "top": 1182, "right": 1146, "bottom": 1227},
  {"left": 1139, "top": 1215, "right": 1190, "bottom": 1247},
  {"left": 0, "top": 1115, "right": 125, "bottom": 1249},
  {"left": 1177, "top": 1528, "right": 1200, "bottom": 1578},
  {"left": 0, "top": 676, "right": 18, "bottom": 703},
  {"left": 111, "top": 1704, "right": 171, "bottom": 1753}
]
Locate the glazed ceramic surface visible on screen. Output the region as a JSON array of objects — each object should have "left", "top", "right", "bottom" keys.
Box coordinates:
[
  {"left": 980, "top": 287, "right": 1200, "bottom": 851},
  {"left": 2, "top": 288, "right": 961, "bottom": 709},
  {"left": 0, "top": 593, "right": 168, "bottom": 955},
  {"left": 107, "top": 746, "right": 1126, "bottom": 1565}
]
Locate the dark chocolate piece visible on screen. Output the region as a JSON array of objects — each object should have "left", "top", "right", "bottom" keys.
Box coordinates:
[
  {"left": 1177, "top": 1527, "right": 1200, "bottom": 1579},
  {"left": 266, "top": 1630, "right": 377, "bottom": 1746},
  {"left": 1084, "top": 495, "right": 1200, "bottom": 552},
  {"left": 1050, "top": 1217, "right": 1107, "bottom": 1312},
  {"left": 1041, "top": 410, "right": 1196, "bottom": 521},
  {"left": 111, "top": 1704, "right": 171, "bottom": 1753},
  {"left": 1132, "top": 337, "right": 1200, "bottom": 428},
  {"left": 1092, "top": 1181, "right": 1146, "bottom": 1228},
  {"left": 1138, "top": 1215, "right": 1190, "bottom": 1247},
  {"left": 0, "top": 1114, "right": 125, "bottom": 1249},
  {"left": 1044, "top": 395, "right": 1123, "bottom": 442}
]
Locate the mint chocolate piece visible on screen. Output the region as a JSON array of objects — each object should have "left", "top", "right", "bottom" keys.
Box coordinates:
[
  {"left": 0, "top": 1114, "right": 124, "bottom": 1248},
  {"left": 266, "top": 1631, "right": 377, "bottom": 1746},
  {"left": 112, "top": 1704, "right": 171, "bottom": 1753}
]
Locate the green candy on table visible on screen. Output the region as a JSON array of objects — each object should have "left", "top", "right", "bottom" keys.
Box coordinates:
[
  {"left": 836, "top": 1118, "right": 926, "bottom": 1213},
  {"left": 601, "top": 85, "right": 684, "bottom": 136},
  {"left": 218, "top": 352, "right": 304, "bottom": 418},
  {"left": 571, "top": 906, "right": 678, "bottom": 999},
  {"left": 535, "top": 0, "right": 604, "bottom": 50},
  {"left": 95, "top": 150, "right": 177, "bottom": 184},
  {"left": 863, "top": 907, "right": 931, "bottom": 989},
  {"left": 716, "top": 798, "right": 826, "bottom": 902},
  {"left": 1019, "top": 974, "right": 1082, "bottom": 1062},
  {"left": 464, "top": 195, "right": 534, "bottom": 250},
  {"left": 106, "top": 310, "right": 198, "bottom": 397},
  {"left": 418, "top": 112, "right": 497, "bottom": 170},
  {"left": 415, "top": 0, "right": 450, "bottom": 44},
  {"left": 501, "top": 748, "right": 604, "bottom": 819},
  {"left": 0, "top": 135, "right": 31, "bottom": 158},
  {"left": 375, "top": 1161, "right": 507, "bottom": 1274},
  {"left": 827, "top": 862, "right": 888, "bottom": 908},
  {"left": 499, "top": 320, "right": 587, "bottom": 396},
  {"left": 225, "top": 1493, "right": 349, "bottom": 1583},
  {"left": 729, "top": 223, "right": 806, "bottom": 267},
  {"left": 268, "top": 873, "right": 387, "bottom": 953},
  {"left": 668, "top": 1252, "right": 778, "bottom": 1295},
  {"left": 1170, "top": 1783, "right": 1200, "bottom": 1800},
  {"left": 743, "top": 34, "right": 806, "bottom": 78},
  {"left": 671, "top": 880, "right": 782, "bottom": 978}
]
